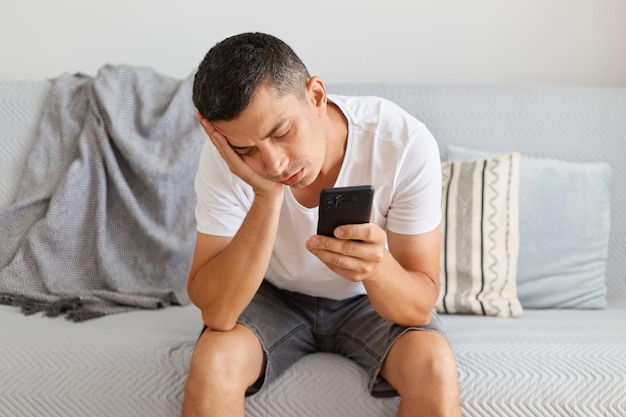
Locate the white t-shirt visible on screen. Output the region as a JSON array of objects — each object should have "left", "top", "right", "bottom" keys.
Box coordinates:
[{"left": 194, "top": 94, "right": 442, "bottom": 300}]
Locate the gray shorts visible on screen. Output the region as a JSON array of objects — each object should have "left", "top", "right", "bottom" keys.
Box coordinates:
[{"left": 219, "top": 279, "right": 446, "bottom": 398}]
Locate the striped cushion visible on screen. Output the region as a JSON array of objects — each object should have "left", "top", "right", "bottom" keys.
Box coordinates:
[{"left": 438, "top": 153, "right": 523, "bottom": 317}]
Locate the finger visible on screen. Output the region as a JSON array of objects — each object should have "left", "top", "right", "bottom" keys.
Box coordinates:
[
  {"left": 311, "top": 248, "right": 375, "bottom": 281},
  {"left": 326, "top": 258, "right": 369, "bottom": 280},
  {"left": 201, "top": 120, "right": 218, "bottom": 141},
  {"left": 308, "top": 235, "right": 382, "bottom": 263},
  {"left": 208, "top": 126, "right": 228, "bottom": 148},
  {"left": 333, "top": 223, "right": 385, "bottom": 244},
  {"left": 306, "top": 235, "right": 384, "bottom": 282},
  {"left": 198, "top": 119, "right": 235, "bottom": 159},
  {"left": 195, "top": 113, "right": 224, "bottom": 145},
  {"left": 195, "top": 112, "right": 214, "bottom": 135}
]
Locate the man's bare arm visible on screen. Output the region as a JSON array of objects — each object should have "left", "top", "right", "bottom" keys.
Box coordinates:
[
  {"left": 363, "top": 227, "right": 440, "bottom": 326},
  {"left": 189, "top": 114, "right": 284, "bottom": 331},
  {"left": 306, "top": 225, "right": 440, "bottom": 326},
  {"left": 188, "top": 193, "right": 282, "bottom": 331}
]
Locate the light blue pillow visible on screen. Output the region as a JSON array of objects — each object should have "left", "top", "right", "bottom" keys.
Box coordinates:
[{"left": 445, "top": 145, "right": 611, "bottom": 309}]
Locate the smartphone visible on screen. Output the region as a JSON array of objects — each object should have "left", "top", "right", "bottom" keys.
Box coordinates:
[{"left": 316, "top": 185, "right": 375, "bottom": 237}]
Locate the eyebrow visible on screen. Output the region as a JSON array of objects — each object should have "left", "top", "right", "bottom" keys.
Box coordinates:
[{"left": 228, "top": 119, "right": 288, "bottom": 150}]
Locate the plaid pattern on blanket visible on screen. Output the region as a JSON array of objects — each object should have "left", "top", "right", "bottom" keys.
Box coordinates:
[{"left": 0, "top": 65, "right": 204, "bottom": 321}]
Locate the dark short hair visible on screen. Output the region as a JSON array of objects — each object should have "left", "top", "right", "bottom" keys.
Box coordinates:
[{"left": 193, "top": 32, "right": 311, "bottom": 121}]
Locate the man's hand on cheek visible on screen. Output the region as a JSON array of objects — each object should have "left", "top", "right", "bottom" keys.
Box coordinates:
[
  {"left": 306, "top": 223, "right": 387, "bottom": 282},
  {"left": 196, "top": 113, "right": 283, "bottom": 198}
]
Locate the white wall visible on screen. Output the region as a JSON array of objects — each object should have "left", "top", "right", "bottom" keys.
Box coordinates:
[{"left": 1, "top": 0, "right": 625, "bottom": 86}]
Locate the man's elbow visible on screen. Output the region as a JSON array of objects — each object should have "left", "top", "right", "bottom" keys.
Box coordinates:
[
  {"left": 413, "top": 308, "right": 434, "bottom": 327},
  {"left": 394, "top": 306, "right": 434, "bottom": 328},
  {"left": 188, "top": 280, "right": 241, "bottom": 331},
  {"left": 201, "top": 309, "right": 239, "bottom": 332}
]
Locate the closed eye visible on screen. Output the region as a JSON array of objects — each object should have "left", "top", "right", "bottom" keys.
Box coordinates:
[
  {"left": 232, "top": 146, "right": 256, "bottom": 156},
  {"left": 274, "top": 131, "right": 289, "bottom": 139}
]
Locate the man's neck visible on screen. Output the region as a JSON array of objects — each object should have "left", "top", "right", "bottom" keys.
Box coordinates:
[{"left": 291, "top": 101, "right": 348, "bottom": 208}]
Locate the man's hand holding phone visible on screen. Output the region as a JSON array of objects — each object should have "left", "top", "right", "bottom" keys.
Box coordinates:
[{"left": 307, "top": 186, "right": 387, "bottom": 282}]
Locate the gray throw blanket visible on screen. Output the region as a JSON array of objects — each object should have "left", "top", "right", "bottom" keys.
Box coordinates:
[{"left": 0, "top": 65, "right": 205, "bottom": 321}]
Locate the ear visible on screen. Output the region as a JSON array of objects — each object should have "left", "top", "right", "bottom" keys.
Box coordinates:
[{"left": 306, "top": 76, "right": 327, "bottom": 113}]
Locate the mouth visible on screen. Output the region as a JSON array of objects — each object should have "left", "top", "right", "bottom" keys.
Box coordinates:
[{"left": 279, "top": 168, "right": 304, "bottom": 186}]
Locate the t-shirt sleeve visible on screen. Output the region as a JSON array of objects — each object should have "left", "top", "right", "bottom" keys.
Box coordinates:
[
  {"left": 194, "top": 140, "right": 254, "bottom": 236},
  {"left": 386, "top": 123, "right": 442, "bottom": 235}
]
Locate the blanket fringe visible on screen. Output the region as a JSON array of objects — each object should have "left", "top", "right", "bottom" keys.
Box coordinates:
[
  {"left": 65, "top": 307, "right": 106, "bottom": 322},
  {"left": 44, "top": 297, "right": 84, "bottom": 318},
  {"left": 1, "top": 294, "right": 107, "bottom": 322},
  {"left": 0, "top": 294, "right": 48, "bottom": 315}
]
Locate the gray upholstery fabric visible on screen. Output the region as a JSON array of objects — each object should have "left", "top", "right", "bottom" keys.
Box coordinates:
[
  {"left": 328, "top": 84, "right": 626, "bottom": 307},
  {"left": 1, "top": 80, "right": 624, "bottom": 416},
  {"left": 0, "top": 67, "right": 205, "bottom": 320}
]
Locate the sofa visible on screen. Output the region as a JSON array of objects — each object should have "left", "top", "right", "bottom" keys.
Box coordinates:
[{"left": 1, "top": 67, "right": 625, "bottom": 417}]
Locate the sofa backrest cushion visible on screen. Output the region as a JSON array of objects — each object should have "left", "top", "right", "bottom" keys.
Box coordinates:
[{"left": 329, "top": 85, "right": 625, "bottom": 307}]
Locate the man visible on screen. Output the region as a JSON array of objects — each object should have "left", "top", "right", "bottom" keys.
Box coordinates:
[{"left": 182, "top": 32, "right": 461, "bottom": 417}]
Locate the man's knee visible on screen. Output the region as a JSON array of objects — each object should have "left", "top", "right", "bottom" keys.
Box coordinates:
[
  {"left": 383, "top": 331, "right": 459, "bottom": 394},
  {"left": 381, "top": 331, "right": 461, "bottom": 416},
  {"left": 412, "top": 332, "right": 457, "bottom": 383}
]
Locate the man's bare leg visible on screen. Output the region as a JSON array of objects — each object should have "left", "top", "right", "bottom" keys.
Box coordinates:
[
  {"left": 181, "top": 324, "right": 265, "bottom": 417},
  {"left": 380, "top": 331, "right": 462, "bottom": 417}
]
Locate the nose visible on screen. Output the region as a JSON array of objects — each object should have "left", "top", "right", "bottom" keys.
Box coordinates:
[{"left": 262, "top": 144, "right": 288, "bottom": 178}]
